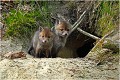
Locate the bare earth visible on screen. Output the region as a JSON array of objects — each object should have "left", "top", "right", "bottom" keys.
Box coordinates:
[{"left": 0, "top": 40, "right": 119, "bottom": 80}]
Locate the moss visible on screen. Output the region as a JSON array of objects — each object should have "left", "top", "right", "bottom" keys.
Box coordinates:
[{"left": 103, "top": 40, "right": 119, "bottom": 53}]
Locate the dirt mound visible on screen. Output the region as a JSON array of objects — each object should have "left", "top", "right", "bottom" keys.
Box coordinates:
[{"left": 0, "top": 57, "right": 118, "bottom": 80}]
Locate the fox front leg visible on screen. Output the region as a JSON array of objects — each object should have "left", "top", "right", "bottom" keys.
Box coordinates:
[
  {"left": 28, "top": 44, "right": 33, "bottom": 55},
  {"left": 49, "top": 49, "right": 52, "bottom": 58},
  {"left": 35, "top": 48, "right": 41, "bottom": 58},
  {"left": 45, "top": 50, "right": 50, "bottom": 58}
]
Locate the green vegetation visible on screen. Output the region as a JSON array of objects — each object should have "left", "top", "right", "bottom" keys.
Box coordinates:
[
  {"left": 3, "top": 1, "right": 53, "bottom": 39},
  {"left": 2, "top": 1, "right": 118, "bottom": 39},
  {"left": 96, "top": 1, "right": 119, "bottom": 36}
]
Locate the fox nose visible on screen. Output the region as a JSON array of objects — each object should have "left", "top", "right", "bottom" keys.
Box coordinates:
[
  {"left": 63, "top": 34, "right": 67, "bottom": 36},
  {"left": 42, "top": 40, "right": 47, "bottom": 43},
  {"left": 62, "top": 32, "right": 68, "bottom": 36},
  {"left": 44, "top": 41, "right": 46, "bottom": 43},
  {"left": 64, "top": 33, "right": 68, "bottom": 36}
]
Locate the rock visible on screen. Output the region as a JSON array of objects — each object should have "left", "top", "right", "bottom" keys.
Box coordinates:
[{"left": 4, "top": 51, "right": 26, "bottom": 59}]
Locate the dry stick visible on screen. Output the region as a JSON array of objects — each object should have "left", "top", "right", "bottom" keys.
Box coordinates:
[
  {"left": 71, "top": 1, "right": 93, "bottom": 28},
  {"left": 77, "top": 28, "right": 100, "bottom": 40},
  {"left": 86, "top": 30, "right": 114, "bottom": 58},
  {"left": 69, "top": 12, "right": 86, "bottom": 36},
  {"left": 72, "top": 11, "right": 86, "bottom": 28},
  {"left": 87, "top": 30, "right": 114, "bottom": 54},
  {"left": 69, "top": 2, "right": 100, "bottom": 40}
]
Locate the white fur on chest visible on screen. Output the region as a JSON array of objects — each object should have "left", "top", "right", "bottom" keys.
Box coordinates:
[{"left": 54, "top": 36, "right": 67, "bottom": 49}]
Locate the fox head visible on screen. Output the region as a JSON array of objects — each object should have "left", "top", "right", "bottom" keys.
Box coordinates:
[
  {"left": 39, "top": 27, "right": 54, "bottom": 44},
  {"left": 52, "top": 20, "right": 71, "bottom": 38}
]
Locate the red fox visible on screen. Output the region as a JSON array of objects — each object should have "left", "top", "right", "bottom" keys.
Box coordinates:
[
  {"left": 28, "top": 27, "right": 54, "bottom": 58},
  {"left": 51, "top": 19, "right": 71, "bottom": 58}
]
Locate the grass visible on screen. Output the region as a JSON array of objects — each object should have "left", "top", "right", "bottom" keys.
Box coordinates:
[
  {"left": 3, "top": 1, "right": 53, "bottom": 39},
  {"left": 96, "top": 1, "right": 119, "bottom": 36}
]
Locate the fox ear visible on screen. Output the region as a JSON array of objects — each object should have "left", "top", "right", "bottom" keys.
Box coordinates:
[
  {"left": 51, "top": 27, "right": 55, "bottom": 32},
  {"left": 55, "top": 19, "right": 61, "bottom": 26},
  {"left": 55, "top": 19, "right": 58, "bottom": 26},
  {"left": 39, "top": 26, "right": 43, "bottom": 31}
]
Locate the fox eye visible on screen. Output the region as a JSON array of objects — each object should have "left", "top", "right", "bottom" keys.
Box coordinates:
[
  {"left": 48, "top": 36, "right": 50, "bottom": 38},
  {"left": 60, "top": 29, "right": 63, "bottom": 31},
  {"left": 67, "top": 29, "right": 69, "bottom": 31}
]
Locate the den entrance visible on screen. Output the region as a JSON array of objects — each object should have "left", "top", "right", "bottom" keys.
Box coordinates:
[{"left": 57, "top": 30, "right": 97, "bottom": 58}]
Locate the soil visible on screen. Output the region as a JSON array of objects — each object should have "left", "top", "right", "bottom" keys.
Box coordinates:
[{"left": 0, "top": 40, "right": 119, "bottom": 80}]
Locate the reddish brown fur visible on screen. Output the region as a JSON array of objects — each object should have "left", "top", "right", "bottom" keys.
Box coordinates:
[
  {"left": 39, "top": 28, "right": 53, "bottom": 38},
  {"left": 35, "top": 27, "right": 54, "bottom": 58},
  {"left": 56, "top": 21, "right": 69, "bottom": 31}
]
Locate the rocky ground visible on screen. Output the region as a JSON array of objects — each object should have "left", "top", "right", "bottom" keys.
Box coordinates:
[{"left": 0, "top": 40, "right": 119, "bottom": 80}]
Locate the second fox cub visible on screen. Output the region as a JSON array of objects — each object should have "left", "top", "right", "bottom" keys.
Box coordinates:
[
  {"left": 28, "top": 27, "right": 54, "bottom": 58},
  {"left": 51, "top": 19, "right": 71, "bottom": 57}
]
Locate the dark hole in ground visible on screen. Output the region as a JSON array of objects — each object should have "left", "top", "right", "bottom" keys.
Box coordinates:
[{"left": 76, "top": 39, "right": 95, "bottom": 58}]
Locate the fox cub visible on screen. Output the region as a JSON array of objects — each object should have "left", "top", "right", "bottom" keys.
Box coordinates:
[
  {"left": 28, "top": 27, "right": 54, "bottom": 58},
  {"left": 51, "top": 19, "right": 71, "bottom": 57}
]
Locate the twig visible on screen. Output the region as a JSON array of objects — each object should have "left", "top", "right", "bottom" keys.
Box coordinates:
[
  {"left": 72, "top": 11, "right": 86, "bottom": 28},
  {"left": 69, "top": 1, "right": 101, "bottom": 40},
  {"left": 69, "top": 15, "right": 85, "bottom": 35},
  {"left": 71, "top": 1, "right": 93, "bottom": 28},
  {"left": 88, "top": 30, "right": 114, "bottom": 52},
  {"left": 77, "top": 28, "right": 100, "bottom": 40},
  {"left": 69, "top": 2, "right": 93, "bottom": 35}
]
